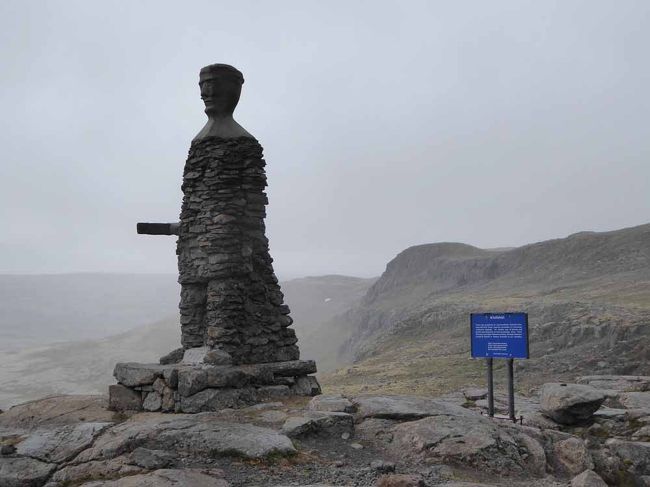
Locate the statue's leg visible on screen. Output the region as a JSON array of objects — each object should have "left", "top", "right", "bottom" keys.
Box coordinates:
[
  {"left": 179, "top": 283, "right": 206, "bottom": 348},
  {"left": 203, "top": 278, "right": 247, "bottom": 363}
]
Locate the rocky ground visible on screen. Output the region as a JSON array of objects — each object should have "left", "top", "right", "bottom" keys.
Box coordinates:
[{"left": 1, "top": 375, "right": 649, "bottom": 486}]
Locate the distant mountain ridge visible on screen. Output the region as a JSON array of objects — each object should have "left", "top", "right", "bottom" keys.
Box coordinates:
[{"left": 365, "top": 224, "right": 650, "bottom": 305}]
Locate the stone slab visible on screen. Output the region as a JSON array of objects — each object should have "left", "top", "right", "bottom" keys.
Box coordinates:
[
  {"left": 16, "top": 422, "right": 113, "bottom": 463},
  {"left": 79, "top": 468, "right": 230, "bottom": 486},
  {"left": 73, "top": 414, "right": 296, "bottom": 462}
]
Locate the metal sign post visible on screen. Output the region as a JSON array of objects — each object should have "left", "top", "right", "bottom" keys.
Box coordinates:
[
  {"left": 470, "top": 313, "right": 529, "bottom": 423},
  {"left": 507, "top": 358, "right": 515, "bottom": 422},
  {"left": 486, "top": 357, "right": 494, "bottom": 417}
]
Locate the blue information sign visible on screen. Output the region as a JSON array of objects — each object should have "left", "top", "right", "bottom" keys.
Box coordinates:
[{"left": 470, "top": 313, "right": 529, "bottom": 359}]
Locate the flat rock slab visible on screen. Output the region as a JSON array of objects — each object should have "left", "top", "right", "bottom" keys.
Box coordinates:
[
  {"left": 462, "top": 388, "right": 488, "bottom": 401},
  {"left": 618, "top": 391, "right": 650, "bottom": 409},
  {"left": 114, "top": 360, "right": 317, "bottom": 392},
  {"left": 308, "top": 394, "right": 355, "bottom": 413},
  {"left": 50, "top": 455, "right": 143, "bottom": 485},
  {"left": 352, "top": 395, "right": 474, "bottom": 422},
  {"left": 281, "top": 411, "right": 353, "bottom": 438},
  {"left": 576, "top": 375, "right": 650, "bottom": 392},
  {"left": 80, "top": 468, "right": 230, "bottom": 486},
  {"left": 0, "top": 456, "right": 57, "bottom": 487},
  {"left": 540, "top": 383, "right": 606, "bottom": 425},
  {"left": 16, "top": 421, "right": 113, "bottom": 463},
  {"left": 0, "top": 395, "right": 114, "bottom": 434},
  {"left": 113, "top": 363, "right": 176, "bottom": 387},
  {"left": 73, "top": 413, "right": 295, "bottom": 463}
]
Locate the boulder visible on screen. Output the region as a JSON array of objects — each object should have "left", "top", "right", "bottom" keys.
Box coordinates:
[
  {"left": 204, "top": 348, "right": 233, "bottom": 365},
  {"left": 353, "top": 395, "right": 474, "bottom": 422},
  {"left": 618, "top": 391, "right": 650, "bottom": 409},
  {"left": 463, "top": 388, "right": 488, "bottom": 401},
  {"left": 552, "top": 437, "right": 594, "bottom": 477},
  {"left": 281, "top": 411, "right": 353, "bottom": 438},
  {"left": 16, "top": 422, "right": 112, "bottom": 463},
  {"left": 632, "top": 425, "right": 650, "bottom": 440},
  {"left": 291, "top": 376, "right": 322, "bottom": 396},
  {"left": 605, "top": 439, "right": 650, "bottom": 480},
  {"left": 79, "top": 468, "right": 229, "bottom": 486},
  {"left": 540, "top": 383, "right": 606, "bottom": 424},
  {"left": 109, "top": 385, "right": 142, "bottom": 412},
  {"left": 571, "top": 470, "right": 607, "bottom": 487},
  {"left": 389, "top": 412, "right": 546, "bottom": 476},
  {"left": 0, "top": 456, "right": 56, "bottom": 487},
  {"left": 72, "top": 413, "right": 295, "bottom": 463},
  {"left": 113, "top": 363, "right": 170, "bottom": 387},
  {"left": 142, "top": 392, "right": 162, "bottom": 412},
  {"left": 308, "top": 394, "right": 355, "bottom": 413},
  {"left": 179, "top": 388, "right": 253, "bottom": 413},
  {"left": 159, "top": 347, "right": 184, "bottom": 365}
]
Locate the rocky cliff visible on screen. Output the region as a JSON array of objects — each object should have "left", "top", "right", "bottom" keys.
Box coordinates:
[{"left": 326, "top": 223, "right": 650, "bottom": 395}]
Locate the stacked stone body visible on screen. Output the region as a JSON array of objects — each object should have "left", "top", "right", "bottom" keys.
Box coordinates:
[
  {"left": 109, "top": 63, "right": 319, "bottom": 412},
  {"left": 177, "top": 137, "right": 299, "bottom": 364}
]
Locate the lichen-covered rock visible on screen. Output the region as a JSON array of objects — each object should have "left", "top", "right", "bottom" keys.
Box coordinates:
[{"left": 540, "top": 383, "right": 606, "bottom": 424}]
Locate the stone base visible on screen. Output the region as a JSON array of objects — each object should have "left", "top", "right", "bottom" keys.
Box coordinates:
[{"left": 109, "top": 360, "right": 321, "bottom": 413}]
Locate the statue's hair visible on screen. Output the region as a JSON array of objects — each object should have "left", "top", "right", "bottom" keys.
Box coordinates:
[{"left": 199, "top": 64, "right": 244, "bottom": 84}]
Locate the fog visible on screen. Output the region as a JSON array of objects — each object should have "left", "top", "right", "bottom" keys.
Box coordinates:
[{"left": 1, "top": 0, "right": 648, "bottom": 278}]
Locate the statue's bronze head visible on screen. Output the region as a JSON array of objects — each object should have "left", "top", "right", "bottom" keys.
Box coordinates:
[{"left": 199, "top": 64, "right": 244, "bottom": 117}]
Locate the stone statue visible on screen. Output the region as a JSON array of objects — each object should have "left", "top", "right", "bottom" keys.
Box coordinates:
[
  {"left": 114, "top": 64, "right": 319, "bottom": 413},
  {"left": 115, "top": 64, "right": 319, "bottom": 413},
  {"left": 175, "top": 63, "right": 299, "bottom": 364}
]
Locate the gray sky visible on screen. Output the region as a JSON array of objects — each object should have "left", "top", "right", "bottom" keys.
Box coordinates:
[{"left": 0, "top": 0, "right": 648, "bottom": 278}]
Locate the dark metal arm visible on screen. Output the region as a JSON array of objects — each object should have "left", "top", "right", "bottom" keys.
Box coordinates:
[{"left": 137, "top": 222, "right": 180, "bottom": 236}]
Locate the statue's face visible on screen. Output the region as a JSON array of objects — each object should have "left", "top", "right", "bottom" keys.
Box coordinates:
[{"left": 200, "top": 75, "right": 242, "bottom": 117}]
